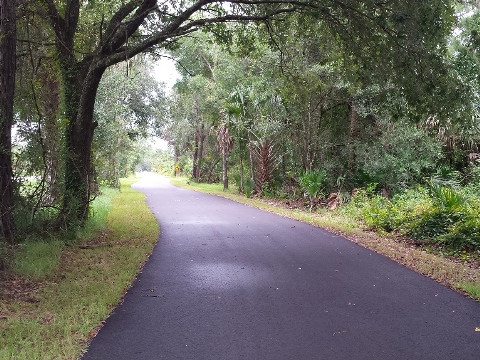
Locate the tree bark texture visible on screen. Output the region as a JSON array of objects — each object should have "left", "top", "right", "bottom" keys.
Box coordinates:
[
  {"left": 192, "top": 100, "right": 205, "bottom": 181},
  {"left": 216, "top": 123, "right": 233, "bottom": 190},
  {"left": 192, "top": 128, "right": 200, "bottom": 180},
  {"left": 347, "top": 101, "right": 357, "bottom": 174},
  {"left": 0, "top": 0, "right": 16, "bottom": 244},
  {"left": 60, "top": 63, "right": 105, "bottom": 226},
  {"left": 197, "top": 123, "right": 205, "bottom": 180},
  {"left": 222, "top": 147, "right": 228, "bottom": 190}
]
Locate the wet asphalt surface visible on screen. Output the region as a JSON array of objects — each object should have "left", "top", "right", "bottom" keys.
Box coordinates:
[{"left": 82, "top": 174, "right": 480, "bottom": 359}]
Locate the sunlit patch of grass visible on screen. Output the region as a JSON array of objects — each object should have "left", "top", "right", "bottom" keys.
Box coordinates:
[
  {"left": 170, "top": 177, "right": 237, "bottom": 195},
  {"left": 1, "top": 176, "right": 159, "bottom": 359}
]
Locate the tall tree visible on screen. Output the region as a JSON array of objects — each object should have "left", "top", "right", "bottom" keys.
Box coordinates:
[{"left": 0, "top": 0, "right": 16, "bottom": 244}]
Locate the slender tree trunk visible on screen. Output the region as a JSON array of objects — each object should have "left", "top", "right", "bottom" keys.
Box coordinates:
[
  {"left": 301, "top": 102, "right": 313, "bottom": 172},
  {"left": 0, "top": 0, "right": 16, "bottom": 245},
  {"left": 247, "top": 131, "right": 255, "bottom": 189},
  {"left": 197, "top": 123, "right": 205, "bottom": 180},
  {"left": 239, "top": 152, "right": 245, "bottom": 193},
  {"left": 192, "top": 100, "right": 201, "bottom": 180},
  {"left": 216, "top": 122, "right": 232, "bottom": 191},
  {"left": 192, "top": 127, "right": 200, "bottom": 180},
  {"left": 347, "top": 101, "right": 357, "bottom": 173},
  {"left": 222, "top": 148, "right": 228, "bottom": 190}
]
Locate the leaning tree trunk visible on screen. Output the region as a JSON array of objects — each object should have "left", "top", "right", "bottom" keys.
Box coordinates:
[{"left": 0, "top": 0, "right": 16, "bottom": 245}]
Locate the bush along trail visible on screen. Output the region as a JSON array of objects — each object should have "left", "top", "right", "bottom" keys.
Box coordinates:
[{"left": 0, "top": 178, "right": 159, "bottom": 360}]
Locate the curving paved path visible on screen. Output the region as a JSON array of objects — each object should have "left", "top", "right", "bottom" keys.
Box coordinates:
[{"left": 82, "top": 174, "right": 480, "bottom": 359}]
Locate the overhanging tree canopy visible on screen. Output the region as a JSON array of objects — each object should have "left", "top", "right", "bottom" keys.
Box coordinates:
[{"left": 36, "top": 0, "right": 454, "bottom": 226}]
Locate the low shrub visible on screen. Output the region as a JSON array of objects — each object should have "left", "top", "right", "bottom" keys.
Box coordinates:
[
  {"left": 299, "top": 170, "right": 328, "bottom": 197},
  {"left": 406, "top": 208, "right": 460, "bottom": 243},
  {"left": 343, "top": 183, "right": 480, "bottom": 252},
  {"left": 299, "top": 169, "right": 328, "bottom": 209},
  {"left": 436, "top": 212, "right": 480, "bottom": 251}
]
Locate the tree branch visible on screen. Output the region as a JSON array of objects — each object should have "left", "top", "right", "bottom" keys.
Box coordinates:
[
  {"left": 41, "top": 0, "right": 65, "bottom": 40},
  {"left": 101, "top": 0, "right": 148, "bottom": 52},
  {"left": 65, "top": 0, "right": 80, "bottom": 39},
  {"left": 99, "top": 7, "right": 299, "bottom": 69}
]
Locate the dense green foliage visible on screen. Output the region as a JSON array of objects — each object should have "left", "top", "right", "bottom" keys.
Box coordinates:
[
  {"left": 342, "top": 170, "right": 480, "bottom": 253},
  {"left": 10, "top": 59, "right": 164, "bottom": 241}
]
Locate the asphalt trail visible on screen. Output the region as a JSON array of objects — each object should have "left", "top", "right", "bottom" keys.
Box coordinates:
[{"left": 82, "top": 174, "right": 480, "bottom": 359}]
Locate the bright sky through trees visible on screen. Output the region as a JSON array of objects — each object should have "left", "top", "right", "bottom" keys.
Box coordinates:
[{"left": 153, "top": 56, "right": 181, "bottom": 94}]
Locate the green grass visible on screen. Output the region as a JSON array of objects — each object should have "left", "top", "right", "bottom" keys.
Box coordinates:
[
  {"left": 463, "top": 281, "right": 480, "bottom": 299},
  {"left": 77, "top": 187, "right": 118, "bottom": 240},
  {"left": 11, "top": 187, "right": 118, "bottom": 280},
  {"left": 13, "top": 241, "right": 64, "bottom": 280},
  {"left": 0, "top": 177, "right": 159, "bottom": 359},
  {"left": 170, "top": 176, "right": 480, "bottom": 302}
]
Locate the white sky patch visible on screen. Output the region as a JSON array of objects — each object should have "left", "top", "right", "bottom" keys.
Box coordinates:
[
  {"left": 153, "top": 56, "right": 181, "bottom": 94},
  {"left": 148, "top": 55, "right": 180, "bottom": 151},
  {"left": 152, "top": 137, "right": 170, "bottom": 151}
]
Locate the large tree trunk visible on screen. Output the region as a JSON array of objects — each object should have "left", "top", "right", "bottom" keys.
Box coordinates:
[
  {"left": 58, "top": 60, "right": 105, "bottom": 227},
  {"left": 0, "top": 0, "right": 16, "bottom": 245}
]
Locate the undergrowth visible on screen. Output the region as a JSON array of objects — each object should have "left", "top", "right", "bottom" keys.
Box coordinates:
[
  {"left": 11, "top": 187, "right": 117, "bottom": 280},
  {"left": 342, "top": 182, "right": 480, "bottom": 255}
]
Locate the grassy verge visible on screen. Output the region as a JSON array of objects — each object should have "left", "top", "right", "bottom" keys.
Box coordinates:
[
  {"left": 170, "top": 177, "right": 480, "bottom": 301},
  {"left": 0, "top": 177, "right": 159, "bottom": 359}
]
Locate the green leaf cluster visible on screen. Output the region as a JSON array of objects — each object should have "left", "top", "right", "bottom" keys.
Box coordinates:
[{"left": 299, "top": 169, "right": 328, "bottom": 200}]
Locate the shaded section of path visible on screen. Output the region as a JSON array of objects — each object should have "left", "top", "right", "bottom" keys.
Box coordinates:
[{"left": 83, "top": 174, "right": 480, "bottom": 359}]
